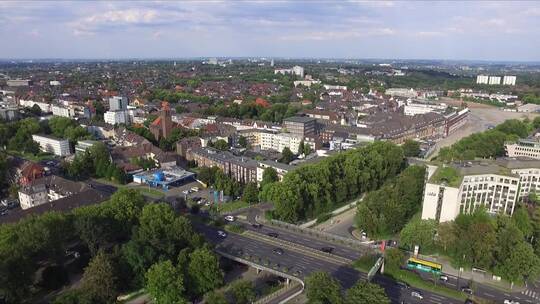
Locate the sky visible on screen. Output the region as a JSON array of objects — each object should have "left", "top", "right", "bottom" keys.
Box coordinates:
[{"left": 1, "top": 1, "right": 539, "bottom": 61}]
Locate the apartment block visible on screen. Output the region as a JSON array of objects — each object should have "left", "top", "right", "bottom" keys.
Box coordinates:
[
  {"left": 32, "top": 134, "right": 71, "bottom": 156},
  {"left": 187, "top": 147, "right": 257, "bottom": 183},
  {"left": 283, "top": 116, "right": 317, "bottom": 137},
  {"left": 506, "top": 137, "right": 540, "bottom": 159}
]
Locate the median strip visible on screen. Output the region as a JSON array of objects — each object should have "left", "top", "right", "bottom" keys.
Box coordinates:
[{"left": 243, "top": 230, "right": 353, "bottom": 265}]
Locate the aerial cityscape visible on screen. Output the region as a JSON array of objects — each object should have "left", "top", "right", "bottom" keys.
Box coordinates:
[{"left": 1, "top": 1, "right": 540, "bottom": 304}]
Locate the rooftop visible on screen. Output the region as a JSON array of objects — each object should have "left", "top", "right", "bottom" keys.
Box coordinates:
[{"left": 283, "top": 116, "right": 316, "bottom": 123}]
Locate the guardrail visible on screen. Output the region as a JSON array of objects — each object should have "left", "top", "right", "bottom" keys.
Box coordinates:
[{"left": 259, "top": 217, "right": 376, "bottom": 253}]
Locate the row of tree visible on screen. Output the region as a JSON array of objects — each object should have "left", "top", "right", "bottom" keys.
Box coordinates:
[
  {"left": 204, "top": 102, "right": 301, "bottom": 123},
  {"left": 399, "top": 208, "right": 540, "bottom": 285},
  {"left": 305, "top": 271, "right": 390, "bottom": 304},
  {"left": 355, "top": 165, "right": 426, "bottom": 238},
  {"left": 260, "top": 141, "right": 405, "bottom": 223},
  {"left": 0, "top": 189, "right": 225, "bottom": 303},
  {"left": 438, "top": 118, "right": 540, "bottom": 162}
]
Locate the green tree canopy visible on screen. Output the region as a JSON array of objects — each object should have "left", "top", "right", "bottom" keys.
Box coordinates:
[
  {"left": 145, "top": 260, "right": 187, "bottom": 304},
  {"left": 187, "top": 247, "right": 224, "bottom": 296},
  {"left": 344, "top": 281, "right": 390, "bottom": 304},
  {"left": 80, "top": 251, "right": 119, "bottom": 304},
  {"left": 305, "top": 271, "right": 342, "bottom": 304},
  {"left": 229, "top": 279, "right": 256, "bottom": 304},
  {"left": 402, "top": 139, "right": 421, "bottom": 157}
]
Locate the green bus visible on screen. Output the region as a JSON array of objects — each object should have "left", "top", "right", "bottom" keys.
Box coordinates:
[{"left": 406, "top": 257, "right": 442, "bottom": 275}]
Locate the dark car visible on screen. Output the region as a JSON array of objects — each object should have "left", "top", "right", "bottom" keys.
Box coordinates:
[
  {"left": 273, "top": 248, "right": 284, "bottom": 255},
  {"left": 321, "top": 247, "right": 334, "bottom": 253},
  {"left": 267, "top": 232, "right": 279, "bottom": 238},
  {"left": 396, "top": 281, "right": 409, "bottom": 289},
  {"left": 252, "top": 223, "right": 262, "bottom": 228}
]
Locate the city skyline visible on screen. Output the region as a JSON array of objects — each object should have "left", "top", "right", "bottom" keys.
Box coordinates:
[{"left": 1, "top": 1, "right": 540, "bottom": 61}]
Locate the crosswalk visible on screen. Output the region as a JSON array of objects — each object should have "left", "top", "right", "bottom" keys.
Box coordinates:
[{"left": 521, "top": 289, "right": 540, "bottom": 301}]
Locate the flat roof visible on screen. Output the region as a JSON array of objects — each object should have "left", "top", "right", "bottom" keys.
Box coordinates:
[
  {"left": 283, "top": 116, "right": 316, "bottom": 123},
  {"left": 133, "top": 166, "right": 195, "bottom": 185}
]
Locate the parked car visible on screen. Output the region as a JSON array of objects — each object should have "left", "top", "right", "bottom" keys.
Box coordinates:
[
  {"left": 217, "top": 230, "right": 227, "bottom": 238},
  {"left": 411, "top": 291, "right": 423, "bottom": 299},
  {"left": 252, "top": 223, "right": 262, "bottom": 228},
  {"left": 267, "top": 232, "right": 279, "bottom": 238},
  {"left": 224, "top": 215, "right": 235, "bottom": 222}
]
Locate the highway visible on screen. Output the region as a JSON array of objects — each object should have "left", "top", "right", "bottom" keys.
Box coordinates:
[{"left": 195, "top": 222, "right": 464, "bottom": 304}]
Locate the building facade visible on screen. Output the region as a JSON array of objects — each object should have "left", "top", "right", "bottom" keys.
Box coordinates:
[
  {"left": 187, "top": 147, "right": 257, "bottom": 183},
  {"left": 32, "top": 134, "right": 71, "bottom": 156},
  {"left": 421, "top": 159, "right": 540, "bottom": 223},
  {"left": 505, "top": 138, "right": 540, "bottom": 159},
  {"left": 283, "top": 116, "right": 317, "bottom": 137},
  {"left": 104, "top": 110, "right": 130, "bottom": 125}
]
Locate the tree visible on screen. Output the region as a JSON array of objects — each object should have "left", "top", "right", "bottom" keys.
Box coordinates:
[
  {"left": 344, "top": 281, "right": 389, "bottom": 304},
  {"left": 242, "top": 182, "right": 259, "bottom": 204},
  {"left": 29, "top": 104, "right": 42, "bottom": 116},
  {"left": 436, "top": 221, "right": 457, "bottom": 253},
  {"left": 402, "top": 139, "right": 421, "bottom": 157},
  {"left": 399, "top": 218, "right": 438, "bottom": 253},
  {"left": 495, "top": 241, "right": 540, "bottom": 284},
  {"left": 229, "top": 279, "right": 256, "bottom": 304},
  {"left": 260, "top": 167, "right": 279, "bottom": 190},
  {"left": 145, "top": 260, "right": 187, "bottom": 304},
  {"left": 204, "top": 291, "right": 228, "bottom": 304},
  {"left": 187, "top": 247, "right": 223, "bottom": 296},
  {"left": 238, "top": 135, "right": 248, "bottom": 148},
  {"left": 280, "top": 147, "right": 294, "bottom": 164},
  {"left": 513, "top": 207, "right": 533, "bottom": 238},
  {"left": 80, "top": 251, "right": 118, "bottom": 304},
  {"left": 212, "top": 139, "right": 230, "bottom": 151},
  {"left": 384, "top": 248, "right": 405, "bottom": 272},
  {"left": 53, "top": 289, "right": 92, "bottom": 304},
  {"left": 304, "top": 142, "right": 313, "bottom": 155},
  {"left": 305, "top": 271, "right": 342, "bottom": 304}
]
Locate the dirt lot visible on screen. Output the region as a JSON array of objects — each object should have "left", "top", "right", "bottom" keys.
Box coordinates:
[{"left": 430, "top": 98, "right": 540, "bottom": 158}]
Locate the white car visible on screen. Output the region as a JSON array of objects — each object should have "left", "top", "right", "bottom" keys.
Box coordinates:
[
  {"left": 224, "top": 215, "right": 235, "bottom": 222},
  {"left": 191, "top": 187, "right": 199, "bottom": 192},
  {"left": 411, "top": 291, "right": 423, "bottom": 300},
  {"left": 439, "top": 275, "right": 448, "bottom": 282},
  {"left": 217, "top": 230, "right": 227, "bottom": 238},
  {"left": 504, "top": 300, "right": 520, "bottom": 304}
]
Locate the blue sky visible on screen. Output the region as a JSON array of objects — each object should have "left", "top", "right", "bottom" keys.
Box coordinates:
[{"left": 1, "top": 1, "right": 539, "bottom": 61}]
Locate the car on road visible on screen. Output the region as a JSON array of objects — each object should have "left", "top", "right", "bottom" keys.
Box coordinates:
[
  {"left": 411, "top": 291, "right": 423, "bottom": 299},
  {"left": 321, "top": 247, "right": 334, "bottom": 253},
  {"left": 504, "top": 300, "right": 520, "bottom": 304},
  {"left": 251, "top": 223, "right": 262, "bottom": 228},
  {"left": 273, "top": 248, "right": 284, "bottom": 255},
  {"left": 267, "top": 232, "right": 279, "bottom": 238},
  {"left": 461, "top": 287, "right": 473, "bottom": 295},
  {"left": 217, "top": 230, "right": 227, "bottom": 238},
  {"left": 439, "top": 275, "right": 449, "bottom": 282},
  {"left": 224, "top": 215, "right": 235, "bottom": 222},
  {"left": 397, "top": 281, "right": 409, "bottom": 289}
]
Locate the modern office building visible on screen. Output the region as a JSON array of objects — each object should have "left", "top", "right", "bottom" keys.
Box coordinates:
[
  {"left": 505, "top": 137, "right": 540, "bottom": 159},
  {"left": 109, "top": 96, "right": 128, "bottom": 111},
  {"left": 503, "top": 75, "right": 517, "bottom": 86},
  {"left": 31, "top": 134, "right": 71, "bottom": 156},
  {"left": 421, "top": 158, "right": 540, "bottom": 223},
  {"left": 52, "top": 105, "right": 76, "bottom": 118},
  {"left": 75, "top": 140, "right": 99, "bottom": 155},
  {"left": 283, "top": 116, "right": 317, "bottom": 137}
]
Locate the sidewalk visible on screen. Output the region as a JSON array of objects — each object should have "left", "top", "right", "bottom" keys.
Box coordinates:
[{"left": 418, "top": 253, "right": 524, "bottom": 292}]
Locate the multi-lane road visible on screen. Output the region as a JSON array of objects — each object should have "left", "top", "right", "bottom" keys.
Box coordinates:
[{"left": 194, "top": 212, "right": 540, "bottom": 304}]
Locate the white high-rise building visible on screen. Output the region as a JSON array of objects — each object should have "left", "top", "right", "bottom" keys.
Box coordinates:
[
  {"left": 476, "top": 75, "right": 489, "bottom": 84},
  {"left": 488, "top": 76, "right": 501, "bottom": 85},
  {"left": 503, "top": 75, "right": 517, "bottom": 86},
  {"left": 109, "top": 96, "right": 128, "bottom": 111},
  {"left": 292, "top": 66, "right": 304, "bottom": 78}
]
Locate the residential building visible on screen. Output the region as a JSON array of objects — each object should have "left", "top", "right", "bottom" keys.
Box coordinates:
[
  {"left": 18, "top": 183, "right": 48, "bottom": 209},
  {"left": 32, "top": 134, "right": 71, "bottom": 156},
  {"left": 49, "top": 80, "right": 61, "bottom": 86},
  {"left": 7, "top": 79, "right": 31, "bottom": 87},
  {"left": 385, "top": 88, "right": 418, "bottom": 98},
  {"left": 503, "top": 75, "right": 517, "bottom": 86},
  {"left": 421, "top": 158, "right": 540, "bottom": 223},
  {"left": 293, "top": 80, "right": 321, "bottom": 88},
  {"left": 109, "top": 96, "right": 128, "bottom": 111},
  {"left": 0, "top": 107, "right": 18, "bottom": 121},
  {"left": 403, "top": 101, "right": 447, "bottom": 116},
  {"left": 476, "top": 75, "right": 489, "bottom": 84},
  {"left": 75, "top": 140, "right": 99, "bottom": 155},
  {"left": 52, "top": 105, "right": 76, "bottom": 118},
  {"left": 283, "top": 116, "right": 317, "bottom": 137},
  {"left": 256, "top": 160, "right": 294, "bottom": 184},
  {"left": 19, "top": 99, "right": 51, "bottom": 112},
  {"left": 488, "top": 76, "right": 501, "bottom": 85},
  {"left": 187, "top": 147, "right": 257, "bottom": 183},
  {"left": 274, "top": 66, "right": 304, "bottom": 78},
  {"left": 176, "top": 137, "right": 203, "bottom": 158},
  {"left": 104, "top": 110, "right": 130, "bottom": 125}
]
